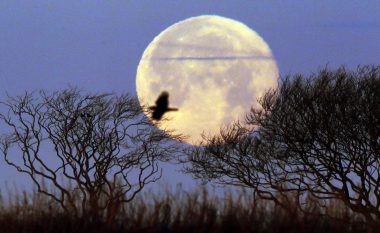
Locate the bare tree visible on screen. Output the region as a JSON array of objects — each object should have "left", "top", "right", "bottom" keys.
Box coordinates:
[
  {"left": 185, "top": 66, "right": 380, "bottom": 229},
  {"left": 0, "top": 88, "right": 181, "bottom": 223}
]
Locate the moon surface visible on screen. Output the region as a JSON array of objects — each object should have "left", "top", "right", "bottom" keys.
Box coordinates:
[{"left": 136, "top": 15, "right": 279, "bottom": 145}]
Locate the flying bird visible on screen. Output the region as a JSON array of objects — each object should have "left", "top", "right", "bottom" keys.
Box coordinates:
[{"left": 149, "top": 91, "right": 178, "bottom": 120}]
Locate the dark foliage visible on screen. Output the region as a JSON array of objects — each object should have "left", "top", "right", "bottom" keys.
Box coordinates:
[
  {"left": 0, "top": 185, "right": 368, "bottom": 233},
  {"left": 185, "top": 66, "right": 380, "bottom": 230},
  {"left": 0, "top": 88, "right": 181, "bottom": 223}
]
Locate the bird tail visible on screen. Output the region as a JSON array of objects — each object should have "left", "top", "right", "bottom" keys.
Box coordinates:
[{"left": 167, "top": 108, "right": 178, "bottom": 111}]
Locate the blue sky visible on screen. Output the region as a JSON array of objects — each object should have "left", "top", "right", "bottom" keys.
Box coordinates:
[{"left": 0, "top": 1, "right": 380, "bottom": 192}]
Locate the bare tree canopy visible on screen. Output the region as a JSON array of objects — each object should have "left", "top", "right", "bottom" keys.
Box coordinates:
[
  {"left": 0, "top": 88, "right": 181, "bottom": 222},
  {"left": 185, "top": 66, "right": 380, "bottom": 227}
]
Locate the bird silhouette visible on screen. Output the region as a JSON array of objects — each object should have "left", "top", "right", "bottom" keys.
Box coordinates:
[{"left": 149, "top": 91, "right": 178, "bottom": 120}]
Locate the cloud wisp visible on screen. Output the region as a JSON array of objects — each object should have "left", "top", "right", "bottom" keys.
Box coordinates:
[
  {"left": 148, "top": 55, "right": 274, "bottom": 61},
  {"left": 145, "top": 42, "right": 274, "bottom": 61}
]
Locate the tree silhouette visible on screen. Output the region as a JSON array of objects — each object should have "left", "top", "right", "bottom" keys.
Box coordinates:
[
  {"left": 184, "top": 66, "right": 380, "bottom": 230},
  {"left": 0, "top": 88, "right": 181, "bottom": 223}
]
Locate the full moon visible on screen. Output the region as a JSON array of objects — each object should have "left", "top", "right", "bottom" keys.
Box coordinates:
[{"left": 136, "top": 15, "right": 279, "bottom": 145}]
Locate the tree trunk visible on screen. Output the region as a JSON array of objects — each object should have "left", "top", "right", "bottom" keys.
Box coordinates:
[{"left": 106, "top": 198, "right": 121, "bottom": 225}]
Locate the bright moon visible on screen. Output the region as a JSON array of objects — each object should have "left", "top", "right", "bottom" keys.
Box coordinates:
[{"left": 136, "top": 15, "right": 279, "bottom": 145}]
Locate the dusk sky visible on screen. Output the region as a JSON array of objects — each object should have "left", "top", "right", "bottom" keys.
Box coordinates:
[{"left": 1, "top": 1, "right": 380, "bottom": 192}]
